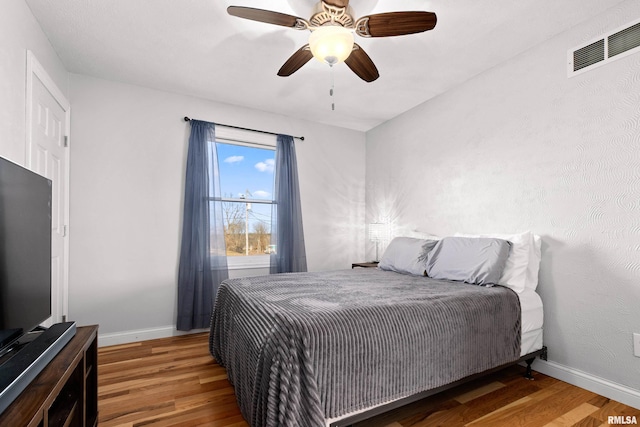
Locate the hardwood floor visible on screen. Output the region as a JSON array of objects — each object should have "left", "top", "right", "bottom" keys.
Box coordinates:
[{"left": 98, "top": 333, "right": 640, "bottom": 427}]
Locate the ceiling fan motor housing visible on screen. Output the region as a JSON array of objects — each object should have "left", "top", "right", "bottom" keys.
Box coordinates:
[{"left": 310, "top": 2, "right": 354, "bottom": 28}]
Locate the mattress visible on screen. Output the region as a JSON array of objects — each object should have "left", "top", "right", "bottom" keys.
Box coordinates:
[{"left": 519, "top": 288, "right": 544, "bottom": 356}]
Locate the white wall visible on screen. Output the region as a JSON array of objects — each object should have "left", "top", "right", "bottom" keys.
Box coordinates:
[
  {"left": 67, "top": 74, "right": 366, "bottom": 342},
  {"left": 366, "top": 0, "right": 640, "bottom": 404},
  {"left": 0, "top": 1, "right": 68, "bottom": 164}
]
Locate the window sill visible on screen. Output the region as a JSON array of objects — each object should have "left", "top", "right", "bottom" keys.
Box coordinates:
[{"left": 226, "top": 255, "right": 271, "bottom": 270}]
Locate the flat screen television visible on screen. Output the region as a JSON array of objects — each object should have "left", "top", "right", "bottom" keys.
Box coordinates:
[
  {"left": 0, "top": 156, "right": 52, "bottom": 355},
  {"left": 0, "top": 157, "right": 76, "bottom": 415}
]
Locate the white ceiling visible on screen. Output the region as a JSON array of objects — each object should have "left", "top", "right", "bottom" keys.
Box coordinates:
[{"left": 25, "top": 0, "right": 625, "bottom": 131}]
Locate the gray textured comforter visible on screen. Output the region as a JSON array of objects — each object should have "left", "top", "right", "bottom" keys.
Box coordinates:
[{"left": 209, "top": 268, "right": 521, "bottom": 427}]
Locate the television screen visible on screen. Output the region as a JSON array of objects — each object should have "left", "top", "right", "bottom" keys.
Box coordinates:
[{"left": 0, "top": 157, "right": 52, "bottom": 353}]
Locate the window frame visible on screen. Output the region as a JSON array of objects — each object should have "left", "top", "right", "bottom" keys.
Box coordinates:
[{"left": 213, "top": 127, "right": 276, "bottom": 270}]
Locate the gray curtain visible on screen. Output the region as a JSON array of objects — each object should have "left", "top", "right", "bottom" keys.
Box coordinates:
[
  {"left": 270, "top": 134, "right": 307, "bottom": 273},
  {"left": 177, "top": 120, "right": 228, "bottom": 331}
]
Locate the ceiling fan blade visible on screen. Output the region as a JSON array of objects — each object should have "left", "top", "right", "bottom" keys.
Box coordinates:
[
  {"left": 355, "top": 11, "right": 437, "bottom": 37},
  {"left": 278, "top": 45, "right": 314, "bottom": 77},
  {"left": 344, "top": 44, "right": 379, "bottom": 82},
  {"left": 323, "top": 0, "right": 350, "bottom": 8},
  {"left": 227, "top": 6, "right": 308, "bottom": 29}
]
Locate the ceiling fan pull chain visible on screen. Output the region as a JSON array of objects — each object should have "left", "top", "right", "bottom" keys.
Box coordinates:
[{"left": 330, "top": 65, "right": 335, "bottom": 111}]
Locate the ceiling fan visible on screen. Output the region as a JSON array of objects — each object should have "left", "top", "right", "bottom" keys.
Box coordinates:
[{"left": 227, "top": 0, "right": 437, "bottom": 82}]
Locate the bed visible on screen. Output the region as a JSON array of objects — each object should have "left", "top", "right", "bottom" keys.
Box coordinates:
[{"left": 209, "top": 233, "right": 545, "bottom": 427}]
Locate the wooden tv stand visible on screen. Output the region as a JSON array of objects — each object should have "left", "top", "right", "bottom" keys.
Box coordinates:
[{"left": 0, "top": 325, "right": 98, "bottom": 427}]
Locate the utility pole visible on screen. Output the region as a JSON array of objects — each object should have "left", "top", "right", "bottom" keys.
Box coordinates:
[
  {"left": 241, "top": 191, "right": 252, "bottom": 256},
  {"left": 245, "top": 202, "right": 250, "bottom": 255}
]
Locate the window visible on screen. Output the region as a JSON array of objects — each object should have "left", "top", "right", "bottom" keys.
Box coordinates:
[{"left": 214, "top": 129, "right": 276, "bottom": 269}]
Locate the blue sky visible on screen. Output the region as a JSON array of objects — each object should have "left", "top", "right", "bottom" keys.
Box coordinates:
[{"left": 216, "top": 143, "right": 275, "bottom": 200}]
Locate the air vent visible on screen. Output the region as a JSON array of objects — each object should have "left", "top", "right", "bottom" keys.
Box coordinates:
[
  {"left": 568, "top": 18, "right": 640, "bottom": 77},
  {"left": 573, "top": 39, "right": 605, "bottom": 71},
  {"left": 608, "top": 22, "right": 640, "bottom": 58}
]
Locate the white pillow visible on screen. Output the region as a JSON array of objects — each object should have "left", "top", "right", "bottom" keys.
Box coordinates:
[
  {"left": 454, "top": 231, "right": 541, "bottom": 292},
  {"left": 527, "top": 234, "right": 542, "bottom": 291},
  {"left": 378, "top": 237, "right": 438, "bottom": 276}
]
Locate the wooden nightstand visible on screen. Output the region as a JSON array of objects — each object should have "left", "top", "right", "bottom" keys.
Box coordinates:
[{"left": 351, "top": 262, "right": 379, "bottom": 269}]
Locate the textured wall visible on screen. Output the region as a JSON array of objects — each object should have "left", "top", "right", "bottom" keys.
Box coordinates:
[{"left": 366, "top": 1, "right": 640, "bottom": 391}]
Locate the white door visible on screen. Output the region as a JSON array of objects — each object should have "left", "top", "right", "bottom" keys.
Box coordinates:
[{"left": 26, "top": 51, "right": 70, "bottom": 326}]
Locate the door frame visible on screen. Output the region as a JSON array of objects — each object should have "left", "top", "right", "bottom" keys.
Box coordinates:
[{"left": 25, "top": 50, "right": 71, "bottom": 324}]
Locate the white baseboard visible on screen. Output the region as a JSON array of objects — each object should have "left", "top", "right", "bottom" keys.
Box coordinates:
[
  {"left": 532, "top": 359, "right": 640, "bottom": 410},
  {"left": 98, "top": 325, "right": 208, "bottom": 347}
]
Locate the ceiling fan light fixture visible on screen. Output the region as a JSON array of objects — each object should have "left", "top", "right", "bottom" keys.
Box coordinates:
[{"left": 309, "top": 25, "right": 354, "bottom": 66}]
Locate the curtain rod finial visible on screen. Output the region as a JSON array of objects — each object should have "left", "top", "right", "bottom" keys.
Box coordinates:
[{"left": 184, "top": 116, "right": 191, "bottom": 122}]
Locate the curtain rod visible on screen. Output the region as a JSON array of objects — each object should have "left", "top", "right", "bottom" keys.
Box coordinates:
[{"left": 183, "top": 117, "right": 304, "bottom": 141}]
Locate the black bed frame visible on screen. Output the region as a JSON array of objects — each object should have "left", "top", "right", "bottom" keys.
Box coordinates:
[{"left": 330, "top": 346, "right": 548, "bottom": 427}]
